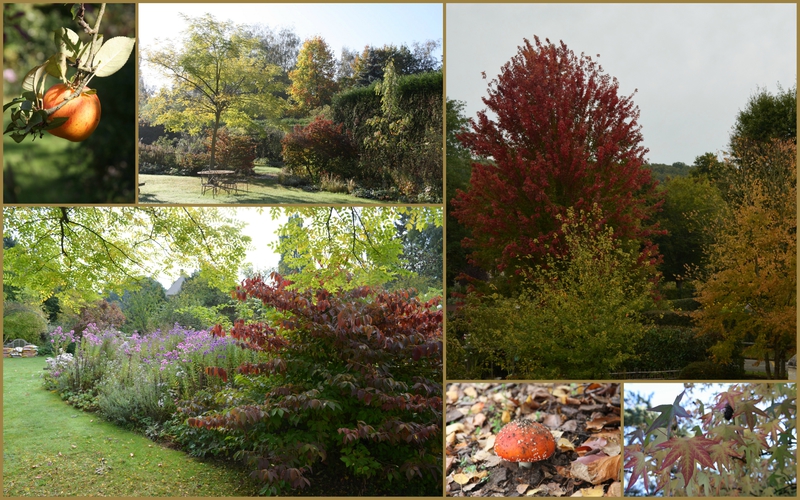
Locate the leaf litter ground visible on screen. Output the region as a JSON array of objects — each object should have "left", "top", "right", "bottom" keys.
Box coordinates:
[{"left": 446, "top": 383, "right": 622, "bottom": 497}]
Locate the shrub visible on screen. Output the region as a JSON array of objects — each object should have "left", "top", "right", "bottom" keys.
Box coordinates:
[
  {"left": 319, "top": 173, "right": 348, "bottom": 193},
  {"left": 138, "top": 142, "right": 179, "bottom": 171},
  {"left": 281, "top": 117, "right": 358, "bottom": 183},
  {"left": 3, "top": 302, "right": 48, "bottom": 344},
  {"left": 206, "top": 128, "right": 257, "bottom": 175},
  {"left": 189, "top": 273, "right": 443, "bottom": 495},
  {"left": 678, "top": 360, "right": 743, "bottom": 379},
  {"left": 625, "top": 326, "right": 714, "bottom": 372}
]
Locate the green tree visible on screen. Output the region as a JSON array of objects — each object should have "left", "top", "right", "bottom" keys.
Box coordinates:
[
  {"left": 2, "top": 207, "right": 251, "bottom": 312},
  {"left": 270, "top": 206, "right": 442, "bottom": 292},
  {"left": 119, "top": 277, "right": 167, "bottom": 334},
  {"left": 731, "top": 83, "right": 796, "bottom": 147},
  {"left": 167, "top": 271, "right": 238, "bottom": 330},
  {"left": 288, "top": 36, "right": 337, "bottom": 113},
  {"left": 652, "top": 175, "right": 725, "bottom": 284},
  {"left": 143, "top": 13, "right": 285, "bottom": 169},
  {"left": 449, "top": 206, "right": 655, "bottom": 379},
  {"left": 3, "top": 302, "right": 49, "bottom": 344}
]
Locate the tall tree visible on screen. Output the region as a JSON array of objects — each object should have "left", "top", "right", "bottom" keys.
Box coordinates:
[
  {"left": 143, "top": 14, "right": 285, "bottom": 169},
  {"left": 452, "top": 36, "right": 661, "bottom": 280},
  {"left": 731, "top": 83, "right": 796, "bottom": 147},
  {"left": 2, "top": 207, "right": 250, "bottom": 311},
  {"left": 694, "top": 139, "right": 796, "bottom": 379},
  {"left": 288, "top": 36, "right": 337, "bottom": 113}
]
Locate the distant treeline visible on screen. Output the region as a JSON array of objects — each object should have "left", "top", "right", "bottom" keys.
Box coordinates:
[{"left": 645, "top": 162, "right": 692, "bottom": 182}]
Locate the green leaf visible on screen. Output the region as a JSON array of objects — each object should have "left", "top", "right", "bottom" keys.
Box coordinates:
[
  {"left": 3, "top": 97, "right": 26, "bottom": 112},
  {"left": 44, "top": 54, "right": 64, "bottom": 79},
  {"left": 44, "top": 117, "right": 68, "bottom": 131},
  {"left": 55, "top": 27, "right": 81, "bottom": 54},
  {"left": 92, "top": 36, "right": 136, "bottom": 77},
  {"left": 21, "top": 64, "right": 47, "bottom": 93},
  {"left": 645, "top": 389, "right": 691, "bottom": 437}
]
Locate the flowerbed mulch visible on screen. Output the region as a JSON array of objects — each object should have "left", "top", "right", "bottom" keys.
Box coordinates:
[{"left": 445, "top": 383, "right": 622, "bottom": 497}]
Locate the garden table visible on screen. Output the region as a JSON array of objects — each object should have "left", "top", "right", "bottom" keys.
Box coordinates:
[{"left": 198, "top": 170, "right": 236, "bottom": 197}]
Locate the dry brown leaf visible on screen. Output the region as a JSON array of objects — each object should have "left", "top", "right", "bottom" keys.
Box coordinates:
[
  {"left": 447, "top": 386, "right": 460, "bottom": 404},
  {"left": 543, "top": 412, "right": 562, "bottom": 428},
  {"left": 473, "top": 412, "right": 487, "bottom": 428},
  {"left": 601, "top": 442, "right": 621, "bottom": 457},
  {"left": 571, "top": 461, "right": 594, "bottom": 483},
  {"left": 446, "top": 422, "right": 465, "bottom": 435},
  {"left": 605, "top": 481, "right": 622, "bottom": 497},
  {"left": 502, "top": 410, "right": 512, "bottom": 423},
  {"left": 452, "top": 473, "right": 471, "bottom": 485},
  {"left": 517, "top": 483, "right": 530, "bottom": 494},
  {"left": 471, "top": 401, "right": 485, "bottom": 414},
  {"left": 482, "top": 434, "right": 496, "bottom": 451},
  {"left": 446, "top": 456, "right": 455, "bottom": 472},
  {"left": 446, "top": 432, "right": 457, "bottom": 447},
  {"left": 587, "top": 454, "right": 621, "bottom": 484},
  {"left": 579, "top": 485, "right": 606, "bottom": 497},
  {"left": 557, "top": 437, "right": 575, "bottom": 452},
  {"left": 586, "top": 416, "right": 621, "bottom": 431},
  {"left": 545, "top": 482, "right": 567, "bottom": 497},
  {"left": 464, "top": 386, "right": 478, "bottom": 399},
  {"left": 473, "top": 449, "right": 492, "bottom": 462}
]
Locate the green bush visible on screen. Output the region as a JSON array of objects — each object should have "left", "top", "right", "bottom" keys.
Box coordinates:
[
  {"left": 3, "top": 302, "right": 48, "bottom": 344},
  {"left": 678, "top": 360, "right": 743, "bottom": 379},
  {"left": 626, "top": 326, "right": 713, "bottom": 372},
  {"left": 642, "top": 310, "right": 694, "bottom": 327},
  {"left": 450, "top": 207, "right": 655, "bottom": 379}
]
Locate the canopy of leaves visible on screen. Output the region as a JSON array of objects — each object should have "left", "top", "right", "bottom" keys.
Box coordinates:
[
  {"left": 452, "top": 36, "right": 661, "bottom": 279},
  {"left": 448, "top": 207, "right": 655, "bottom": 379},
  {"left": 625, "top": 383, "right": 796, "bottom": 496},
  {"left": 2, "top": 207, "right": 251, "bottom": 311},
  {"left": 731, "top": 83, "right": 796, "bottom": 148},
  {"left": 142, "top": 13, "right": 285, "bottom": 164},
  {"left": 269, "top": 206, "right": 442, "bottom": 292}
]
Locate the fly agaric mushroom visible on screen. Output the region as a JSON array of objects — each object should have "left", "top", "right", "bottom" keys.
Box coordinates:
[{"left": 495, "top": 419, "right": 556, "bottom": 468}]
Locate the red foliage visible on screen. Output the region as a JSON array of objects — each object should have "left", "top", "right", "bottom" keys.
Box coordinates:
[
  {"left": 452, "top": 36, "right": 663, "bottom": 276},
  {"left": 73, "top": 300, "right": 126, "bottom": 333},
  {"left": 281, "top": 117, "right": 357, "bottom": 182},
  {"left": 189, "top": 272, "right": 442, "bottom": 494},
  {"left": 205, "top": 128, "right": 256, "bottom": 174}
]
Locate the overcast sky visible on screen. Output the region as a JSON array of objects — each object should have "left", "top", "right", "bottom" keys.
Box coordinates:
[
  {"left": 447, "top": 4, "right": 796, "bottom": 165},
  {"left": 139, "top": 3, "right": 443, "bottom": 90}
]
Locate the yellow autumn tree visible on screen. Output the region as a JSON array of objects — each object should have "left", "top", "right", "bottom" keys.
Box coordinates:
[
  {"left": 288, "top": 36, "right": 337, "bottom": 114},
  {"left": 694, "top": 139, "right": 796, "bottom": 378}
]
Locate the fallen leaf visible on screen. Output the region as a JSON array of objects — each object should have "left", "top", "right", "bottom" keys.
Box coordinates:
[
  {"left": 452, "top": 473, "right": 471, "bottom": 486},
  {"left": 517, "top": 483, "right": 530, "bottom": 494},
  {"left": 502, "top": 410, "right": 511, "bottom": 423},
  {"left": 606, "top": 481, "right": 621, "bottom": 497},
  {"left": 471, "top": 402, "right": 485, "bottom": 414},
  {"left": 527, "top": 486, "right": 546, "bottom": 496},
  {"left": 587, "top": 454, "right": 621, "bottom": 484},
  {"left": 446, "top": 456, "right": 455, "bottom": 472},
  {"left": 586, "top": 416, "right": 621, "bottom": 431},
  {"left": 571, "top": 461, "right": 594, "bottom": 483},
  {"left": 129, "top": 453, "right": 134, "bottom": 458},
  {"left": 557, "top": 437, "right": 575, "bottom": 451},
  {"left": 579, "top": 485, "right": 605, "bottom": 497},
  {"left": 464, "top": 386, "right": 478, "bottom": 399},
  {"left": 545, "top": 482, "right": 567, "bottom": 497},
  {"left": 473, "top": 412, "right": 487, "bottom": 428},
  {"left": 446, "top": 422, "right": 465, "bottom": 435},
  {"left": 482, "top": 434, "right": 496, "bottom": 451},
  {"left": 446, "top": 386, "right": 460, "bottom": 404}
]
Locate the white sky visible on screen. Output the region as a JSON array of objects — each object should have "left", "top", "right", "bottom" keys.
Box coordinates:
[
  {"left": 139, "top": 3, "right": 443, "bottom": 90},
  {"left": 447, "top": 3, "right": 796, "bottom": 165},
  {"left": 156, "top": 208, "right": 286, "bottom": 289}
]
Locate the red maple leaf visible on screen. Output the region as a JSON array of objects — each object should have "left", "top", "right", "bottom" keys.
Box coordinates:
[
  {"left": 656, "top": 436, "right": 718, "bottom": 485},
  {"left": 624, "top": 446, "right": 653, "bottom": 493}
]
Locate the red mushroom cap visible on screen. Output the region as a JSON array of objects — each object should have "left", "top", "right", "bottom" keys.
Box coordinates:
[{"left": 495, "top": 419, "right": 556, "bottom": 463}]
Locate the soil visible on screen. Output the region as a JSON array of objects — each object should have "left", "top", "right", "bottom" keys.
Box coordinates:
[{"left": 445, "top": 383, "right": 622, "bottom": 497}]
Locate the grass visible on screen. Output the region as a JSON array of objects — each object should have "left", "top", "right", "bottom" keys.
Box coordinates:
[
  {"left": 2, "top": 357, "right": 261, "bottom": 496},
  {"left": 138, "top": 167, "right": 380, "bottom": 205}
]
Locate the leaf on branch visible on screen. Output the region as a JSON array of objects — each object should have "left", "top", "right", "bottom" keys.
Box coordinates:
[
  {"left": 645, "top": 389, "right": 691, "bottom": 437},
  {"left": 623, "top": 448, "right": 651, "bottom": 493},
  {"left": 92, "top": 37, "right": 136, "bottom": 77},
  {"left": 656, "top": 435, "right": 718, "bottom": 485}
]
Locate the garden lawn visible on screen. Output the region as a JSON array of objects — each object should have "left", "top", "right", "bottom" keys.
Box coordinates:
[
  {"left": 2, "top": 357, "right": 260, "bottom": 496},
  {"left": 138, "top": 173, "right": 380, "bottom": 204}
]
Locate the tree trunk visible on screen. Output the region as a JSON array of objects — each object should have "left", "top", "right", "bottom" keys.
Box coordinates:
[
  {"left": 764, "top": 351, "right": 772, "bottom": 379},
  {"left": 209, "top": 110, "right": 222, "bottom": 170}
]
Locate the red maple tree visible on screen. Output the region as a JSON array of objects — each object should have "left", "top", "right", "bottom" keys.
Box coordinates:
[{"left": 452, "top": 36, "right": 662, "bottom": 277}]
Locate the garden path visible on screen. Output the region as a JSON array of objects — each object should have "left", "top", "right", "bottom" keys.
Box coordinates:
[{"left": 2, "top": 357, "right": 259, "bottom": 496}]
